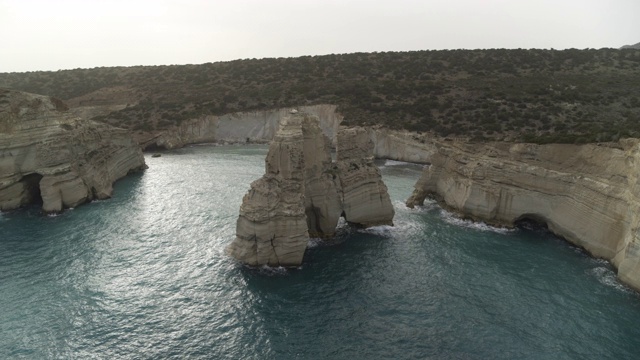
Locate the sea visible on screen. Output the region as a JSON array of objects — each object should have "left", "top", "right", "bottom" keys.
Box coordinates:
[{"left": 2, "top": 145, "right": 640, "bottom": 359}]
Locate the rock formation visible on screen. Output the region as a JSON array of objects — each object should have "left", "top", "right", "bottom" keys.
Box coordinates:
[
  {"left": 406, "top": 139, "right": 640, "bottom": 291},
  {"left": 0, "top": 89, "right": 146, "bottom": 213},
  {"left": 128, "top": 102, "right": 437, "bottom": 163},
  {"left": 226, "top": 112, "right": 394, "bottom": 266},
  {"left": 140, "top": 104, "right": 343, "bottom": 150},
  {"left": 368, "top": 127, "right": 437, "bottom": 164},
  {"left": 336, "top": 128, "right": 396, "bottom": 227}
]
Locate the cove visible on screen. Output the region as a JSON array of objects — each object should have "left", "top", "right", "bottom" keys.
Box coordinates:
[{"left": 1, "top": 145, "right": 640, "bottom": 359}]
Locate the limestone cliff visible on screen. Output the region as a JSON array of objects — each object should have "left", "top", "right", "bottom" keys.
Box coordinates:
[
  {"left": 368, "top": 127, "right": 437, "bottom": 164},
  {"left": 406, "top": 139, "right": 640, "bottom": 291},
  {"left": 0, "top": 89, "right": 146, "bottom": 213},
  {"left": 127, "top": 102, "right": 442, "bottom": 167},
  {"left": 226, "top": 112, "right": 394, "bottom": 266},
  {"left": 142, "top": 104, "right": 343, "bottom": 150}
]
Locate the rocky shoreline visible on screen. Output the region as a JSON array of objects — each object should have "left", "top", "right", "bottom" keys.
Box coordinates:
[
  {"left": 128, "top": 105, "right": 640, "bottom": 290},
  {"left": 0, "top": 89, "right": 146, "bottom": 213},
  {"left": 405, "top": 139, "right": 640, "bottom": 291},
  {"left": 5, "top": 93, "right": 640, "bottom": 291}
]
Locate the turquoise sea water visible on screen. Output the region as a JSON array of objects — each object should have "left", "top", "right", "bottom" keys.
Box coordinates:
[{"left": 2, "top": 145, "right": 640, "bottom": 359}]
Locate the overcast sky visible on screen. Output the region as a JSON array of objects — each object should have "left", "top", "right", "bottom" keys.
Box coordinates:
[{"left": 1, "top": 0, "right": 638, "bottom": 72}]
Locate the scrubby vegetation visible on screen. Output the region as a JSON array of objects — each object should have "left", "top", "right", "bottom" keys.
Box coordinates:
[{"left": 1, "top": 48, "right": 639, "bottom": 143}]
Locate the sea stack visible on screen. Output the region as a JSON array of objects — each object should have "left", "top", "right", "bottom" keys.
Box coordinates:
[
  {"left": 226, "top": 112, "right": 394, "bottom": 266},
  {"left": 0, "top": 88, "right": 147, "bottom": 213}
]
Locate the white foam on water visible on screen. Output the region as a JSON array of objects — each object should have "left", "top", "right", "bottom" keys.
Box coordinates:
[
  {"left": 589, "top": 266, "right": 633, "bottom": 293},
  {"left": 592, "top": 258, "right": 610, "bottom": 265},
  {"left": 307, "top": 238, "right": 324, "bottom": 248},
  {"left": 255, "top": 265, "right": 290, "bottom": 276},
  {"left": 439, "top": 209, "right": 514, "bottom": 234},
  {"left": 357, "top": 225, "right": 394, "bottom": 237},
  {"left": 401, "top": 199, "right": 439, "bottom": 213}
]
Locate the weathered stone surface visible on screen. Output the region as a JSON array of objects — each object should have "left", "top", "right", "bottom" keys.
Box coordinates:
[
  {"left": 226, "top": 114, "right": 312, "bottom": 266},
  {"left": 301, "top": 116, "right": 342, "bottom": 237},
  {"left": 337, "top": 128, "right": 395, "bottom": 227},
  {"left": 141, "top": 104, "right": 343, "bottom": 150},
  {"left": 0, "top": 89, "right": 146, "bottom": 213},
  {"left": 226, "top": 113, "right": 394, "bottom": 266},
  {"left": 129, "top": 102, "right": 442, "bottom": 165},
  {"left": 368, "top": 127, "right": 437, "bottom": 164},
  {"left": 406, "top": 139, "right": 640, "bottom": 291}
]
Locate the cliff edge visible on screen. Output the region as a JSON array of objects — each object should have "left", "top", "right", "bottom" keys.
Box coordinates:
[
  {"left": 0, "top": 89, "right": 147, "bottom": 213},
  {"left": 226, "top": 112, "right": 394, "bottom": 266},
  {"left": 406, "top": 139, "right": 640, "bottom": 290}
]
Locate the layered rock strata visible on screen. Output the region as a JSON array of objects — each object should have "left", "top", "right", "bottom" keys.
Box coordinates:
[
  {"left": 406, "top": 139, "right": 640, "bottom": 290},
  {"left": 226, "top": 113, "right": 394, "bottom": 266},
  {"left": 368, "top": 127, "right": 437, "bottom": 164},
  {"left": 0, "top": 89, "right": 146, "bottom": 213},
  {"left": 133, "top": 103, "right": 439, "bottom": 164},
  {"left": 337, "top": 128, "right": 395, "bottom": 227},
  {"left": 141, "top": 104, "right": 343, "bottom": 150}
]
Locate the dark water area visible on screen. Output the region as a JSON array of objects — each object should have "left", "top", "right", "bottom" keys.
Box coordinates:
[{"left": 2, "top": 146, "right": 640, "bottom": 359}]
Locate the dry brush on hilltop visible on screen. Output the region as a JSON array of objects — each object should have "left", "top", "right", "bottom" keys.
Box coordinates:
[{"left": 1, "top": 48, "right": 640, "bottom": 143}]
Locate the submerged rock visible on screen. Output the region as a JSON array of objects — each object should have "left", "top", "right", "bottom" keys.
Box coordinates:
[
  {"left": 226, "top": 113, "right": 394, "bottom": 266},
  {"left": 0, "top": 89, "right": 147, "bottom": 213}
]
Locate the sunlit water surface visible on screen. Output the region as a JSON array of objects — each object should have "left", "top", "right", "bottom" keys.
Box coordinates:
[{"left": 2, "top": 145, "right": 640, "bottom": 359}]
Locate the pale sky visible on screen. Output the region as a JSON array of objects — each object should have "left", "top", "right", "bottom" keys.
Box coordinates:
[{"left": 1, "top": 0, "right": 638, "bottom": 72}]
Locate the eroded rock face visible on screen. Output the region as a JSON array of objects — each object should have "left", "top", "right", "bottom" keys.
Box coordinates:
[
  {"left": 0, "top": 89, "right": 146, "bottom": 213},
  {"left": 368, "top": 128, "right": 437, "bottom": 164},
  {"left": 337, "top": 128, "right": 395, "bottom": 227},
  {"left": 141, "top": 104, "right": 343, "bottom": 150},
  {"left": 226, "top": 113, "right": 394, "bottom": 266},
  {"left": 226, "top": 115, "right": 310, "bottom": 266},
  {"left": 406, "top": 139, "right": 640, "bottom": 291},
  {"left": 301, "top": 116, "right": 342, "bottom": 237}
]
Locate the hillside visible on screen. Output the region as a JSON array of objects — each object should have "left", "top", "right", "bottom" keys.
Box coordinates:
[
  {"left": 1, "top": 48, "right": 639, "bottom": 144},
  {"left": 621, "top": 42, "right": 640, "bottom": 50}
]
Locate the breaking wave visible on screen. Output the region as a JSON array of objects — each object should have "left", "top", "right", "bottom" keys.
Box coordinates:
[
  {"left": 307, "top": 238, "right": 324, "bottom": 248},
  {"left": 246, "top": 264, "right": 294, "bottom": 276},
  {"left": 589, "top": 264, "right": 633, "bottom": 293},
  {"left": 357, "top": 225, "right": 394, "bottom": 237},
  {"left": 439, "top": 209, "right": 514, "bottom": 234},
  {"left": 400, "top": 199, "right": 439, "bottom": 212}
]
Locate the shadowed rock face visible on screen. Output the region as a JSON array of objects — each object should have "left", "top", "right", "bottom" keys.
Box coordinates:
[
  {"left": 226, "top": 113, "right": 394, "bottom": 266},
  {"left": 337, "top": 127, "right": 395, "bottom": 227},
  {"left": 0, "top": 89, "right": 147, "bottom": 213},
  {"left": 406, "top": 139, "right": 640, "bottom": 291}
]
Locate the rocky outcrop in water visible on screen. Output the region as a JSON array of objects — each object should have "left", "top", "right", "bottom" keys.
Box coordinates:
[
  {"left": 226, "top": 112, "right": 394, "bottom": 266},
  {"left": 0, "top": 89, "right": 146, "bottom": 213},
  {"left": 336, "top": 128, "right": 396, "bottom": 227},
  {"left": 406, "top": 139, "right": 640, "bottom": 291}
]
